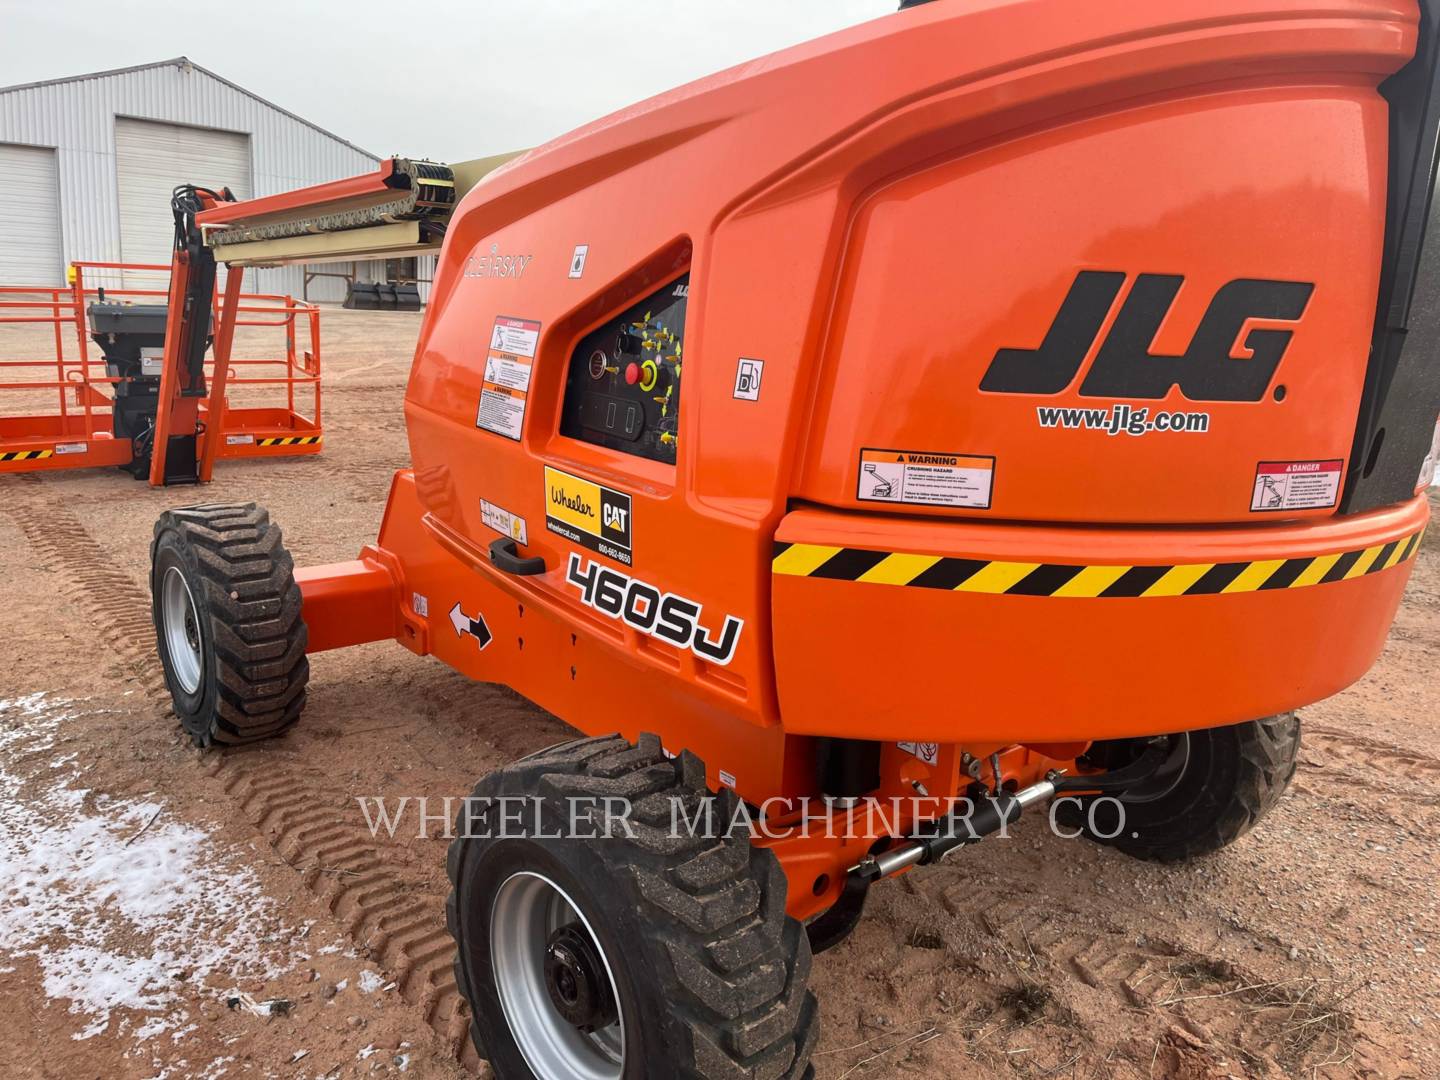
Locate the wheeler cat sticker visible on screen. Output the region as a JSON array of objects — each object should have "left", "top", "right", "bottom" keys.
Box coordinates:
[{"left": 545, "top": 466, "right": 633, "bottom": 565}]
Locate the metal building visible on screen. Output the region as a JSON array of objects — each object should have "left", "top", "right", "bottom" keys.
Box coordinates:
[{"left": 0, "top": 56, "right": 407, "bottom": 301}]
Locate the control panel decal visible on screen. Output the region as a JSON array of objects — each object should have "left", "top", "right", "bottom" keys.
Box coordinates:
[
  {"left": 476, "top": 316, "right": 541, "bottom": 441},
  {"left": 545, "top": 466, "right": 633, "bottom": 566}
]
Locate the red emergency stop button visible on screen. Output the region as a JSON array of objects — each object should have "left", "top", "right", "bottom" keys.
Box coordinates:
[{"left": 624, "top": 362, "right": 640, "bottom": 385}]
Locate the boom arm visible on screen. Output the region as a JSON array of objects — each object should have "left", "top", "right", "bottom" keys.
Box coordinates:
[
  {"left": 195, "top": 153, "right": 521, "bottom": 267},
  {"left": 149, "top": 152, "right": 520, "bottom": 486}
]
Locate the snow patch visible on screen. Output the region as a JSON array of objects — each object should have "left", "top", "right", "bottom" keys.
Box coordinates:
[
  {"left": 73, "top": 1013, "right": 110, "bottom": 1041},
  {"left": 132, "top": 1015, "right": 174, "bottom": 1041},
  {"left": 0, "top": 694, "right": 296, "bottom": 1038}
]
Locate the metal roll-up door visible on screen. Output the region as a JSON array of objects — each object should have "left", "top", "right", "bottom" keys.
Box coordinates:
[
  {"left": 116, "top": 117, "right": 251, "bottom": 281},
  {"left": 0, "top": 143, "right": 62, "bottom": 285}
]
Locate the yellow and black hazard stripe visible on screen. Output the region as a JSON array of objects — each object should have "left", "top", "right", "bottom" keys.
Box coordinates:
[
  {"left": 0, "top": 449, "right": 54, "bottom": 462},
  {"left": 772, "top": 527, "right": 1426, "bottom": 598},
  {"left": 257, "top": 435, "right": 322, "bottom": 447}
]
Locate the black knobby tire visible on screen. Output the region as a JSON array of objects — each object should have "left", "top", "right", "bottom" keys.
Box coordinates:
[
  {"left": 150, "top": 503, "right": 308, "bottom": 747},
  {"left": 1066, "top": 715, "right": 1300, "bottom": 862},
  {"left": 446, "top": 733, "right": 818, "bottom": 1079}
]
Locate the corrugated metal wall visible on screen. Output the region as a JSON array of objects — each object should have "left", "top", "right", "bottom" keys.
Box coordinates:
[{"left": 0, "top": 59, "right": 402, "bottom": 302}]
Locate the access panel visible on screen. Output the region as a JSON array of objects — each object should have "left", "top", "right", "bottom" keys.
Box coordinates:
[{"left": 560, "top": 275, "right": 687, "bottom": 464}]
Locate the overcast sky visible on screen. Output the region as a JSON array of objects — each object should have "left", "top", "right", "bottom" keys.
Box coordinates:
[{"left": 1, "top": 0, "right": 895, "bottom": 162}]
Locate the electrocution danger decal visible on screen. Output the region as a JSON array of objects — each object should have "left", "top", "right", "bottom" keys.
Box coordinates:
[{"left": 1250, "top": 459, "right": 1342, "bottom": 512}]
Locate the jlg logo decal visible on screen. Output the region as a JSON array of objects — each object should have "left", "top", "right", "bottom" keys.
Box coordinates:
[
  {"left": 980, "top": 272, "right": 1313, "bottom": 402},
  {"left": 566, "top": 554, "right": 743, "bottom": 666}
]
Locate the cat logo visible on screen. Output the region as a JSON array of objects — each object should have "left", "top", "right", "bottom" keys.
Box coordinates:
[{"left": 544, "top": 466, "right": 634, "bottom": 565}]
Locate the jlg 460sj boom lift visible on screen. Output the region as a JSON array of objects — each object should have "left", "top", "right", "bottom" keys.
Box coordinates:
[{"left": 150, "top": 1, "right": 1440, "bottom": 1075}]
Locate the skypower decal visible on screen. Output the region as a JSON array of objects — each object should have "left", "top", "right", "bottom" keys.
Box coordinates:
[{"left": 544, "top": 466, "right": 633, "bottom": 565}]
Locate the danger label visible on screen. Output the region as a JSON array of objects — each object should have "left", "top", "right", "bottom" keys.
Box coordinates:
[
  {"left": 476, "top": 316, "right": 541, "bottom": 441},
  {"left": 857, "top": 448, "right": 994, "bottom": 509},
  {"left": 1251, "top": 459, "right": 1342, "bottom": 512}
]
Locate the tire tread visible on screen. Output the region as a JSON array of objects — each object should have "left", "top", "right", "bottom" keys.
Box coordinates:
[
  {"left": 446, "top": 733, "right": 818, "bottom": 1078},
  {"left": 152, "top": 502, "right": 307, "bottom": 746}
]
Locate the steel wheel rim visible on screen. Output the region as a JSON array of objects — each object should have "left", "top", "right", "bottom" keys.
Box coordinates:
[
  {"left": 490, "top": 870, "right": 625, "bottom": 1079},
  {"left": 1118, "top": 733, "right": 1191, "bottom": 804},
  {"left": 162, "top": 566, "right": 204, "bottom": 695}
]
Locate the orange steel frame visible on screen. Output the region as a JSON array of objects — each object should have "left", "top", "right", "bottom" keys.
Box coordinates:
[
  {"left": 0, "top": 261, "right": 322, "bottom": 482},
  {"left": 167, "top": 1, "right": 1435, "bottom": 920}
]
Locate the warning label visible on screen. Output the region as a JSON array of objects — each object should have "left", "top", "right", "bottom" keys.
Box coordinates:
[
  {"left": 476, "top": 316, "right": 541, "bottom": 441},
  {"left": 1251, "top": 459, "right": 1343, "bottom": 512},
  {"left": 480, "top": 498, "right": 528, "bottom": 546},
  {"left": 898, "top": 741, "right": 939, "bottom": 766},
  {"left": 857, "top": 448, "right": 994, "bottom": 509}
]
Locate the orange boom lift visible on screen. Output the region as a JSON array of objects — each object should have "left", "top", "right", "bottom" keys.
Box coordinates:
[{"left": 148, "top": 2, "right": 1440, "bottom": 1075}]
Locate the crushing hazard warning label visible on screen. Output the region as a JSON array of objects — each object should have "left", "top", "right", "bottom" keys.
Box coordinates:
[
  {"left": 857, "top": 448, "right": 994, "bottom": 509},
  {"left": 476, "top": 316, "right": 541, "bottom": 441},
  {"left": 1251, "top": 459, "right": 1343, "bottom": 512}
]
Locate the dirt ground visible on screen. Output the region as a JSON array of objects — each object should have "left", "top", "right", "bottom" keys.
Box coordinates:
[{"left": 1, "top": 309, "right": 1437, "bottom": 1080}]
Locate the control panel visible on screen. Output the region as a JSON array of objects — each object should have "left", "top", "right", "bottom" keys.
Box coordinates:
[{"left": 560, "top": 274, "right": 687, "bottom": 464}]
